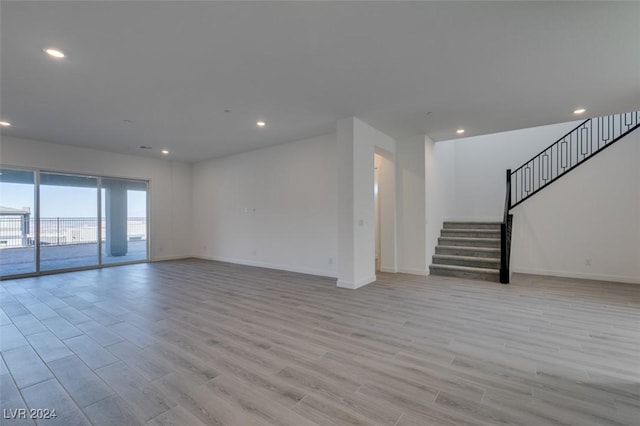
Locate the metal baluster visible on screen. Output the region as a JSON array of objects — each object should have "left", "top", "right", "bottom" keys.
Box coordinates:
[
  {"left": 515, "top": 171, "right": 519, "bottom": 204},
  {"left": 610, "top": 114, "right": 614, "bottom": 142},
  {"left": 537, "top": 155, "right": 540, "bottom": 192},
  {"left": 569, "top": 131, "right": 573, "bottom": 169},
  {"left": 529, "top": 161, "right": 533, "bottom": 195}
]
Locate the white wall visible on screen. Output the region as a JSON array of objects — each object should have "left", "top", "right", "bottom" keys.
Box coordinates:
[
  {"left": 9, "top": 119, "right": 633, "bottom": 285},
  {"left": 336, "top": 118, "right": 396, "bottom": 288},
  {"left": 192, "top": 133, "right": 338, "bottom": 278},
  {"left": 439, "top": 122, "right": 640, "bottom": 284},
  {"left": 511, "top": 129, "right": 640, "bottom": 284},
  {"left": 0, "top": 136, "right": 193, "bottom": 261},
  {"left": 425, "top": 136, "right": 456, "bottom": 267},
  {"left": 450, "top": 121, "right": 581, "bottom": 220},
  {"left": 396, "top": 135, "right": 427, "bottom": 275},
  {"left": 396, "top": 135, "right": 457, "bottom": 276}
]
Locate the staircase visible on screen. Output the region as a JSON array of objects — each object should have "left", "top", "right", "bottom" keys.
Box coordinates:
[
  {"left": 430, "top": 221, "right": 501, "bottom": 281},
  {"left": 430, "top": 111, "right": 639, "bottom": 284}
]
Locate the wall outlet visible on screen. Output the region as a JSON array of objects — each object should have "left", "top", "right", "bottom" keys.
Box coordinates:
[
  {"left": 252, "top": 249, "right": 257, "bottom": 257},
  {"left": 328, "top": 257, "right": 333, "bottom": 265},
  {"left": 585, "top": 259, "right": 591, "bottom": 266},
  {"left": 159, "top": 247, "right": 164, "bottom": 253}
]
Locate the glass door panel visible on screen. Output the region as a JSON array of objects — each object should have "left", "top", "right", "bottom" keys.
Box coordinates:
[
  {"left": 0, "top": 168, "right": 36, "bottom": 276},
  {"left": 101, "top": 178, "right": 148, "bottom": 264},
  {"left": 39, "top": 173, "right": 98, "bottom": 271}
]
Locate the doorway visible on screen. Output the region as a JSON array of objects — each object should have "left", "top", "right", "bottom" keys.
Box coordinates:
[
  {"left": 373, "top": 148, "right": 397, "bottom": 274},
  {"left": 374, "top": 155, "right": 381, "bottom": 272}
]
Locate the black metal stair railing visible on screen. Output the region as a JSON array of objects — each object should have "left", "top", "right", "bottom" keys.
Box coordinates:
[
  {"left": 510, "top": 111, "right": 640, "bottom": 208},
  {"left": 499, "top": 110, "right": 640, "bottom": 284}
]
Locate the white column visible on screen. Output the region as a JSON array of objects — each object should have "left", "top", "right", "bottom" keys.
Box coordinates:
[
  {"left": 105, "top": 182, "right": 128, "bottom": 256},
  {"left": 337, "top": 118, "right": 357, "bottom": 287},
  {"left": 337, "top": 118, "right": 396, "bottom": 289},
  {"left": 396, "top": 136, "right": 427, "bottom": 275}
]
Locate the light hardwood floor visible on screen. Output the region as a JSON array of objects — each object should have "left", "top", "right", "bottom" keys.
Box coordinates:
[{"left": 1, "top": 259, "right": 639, "bottom": 425}]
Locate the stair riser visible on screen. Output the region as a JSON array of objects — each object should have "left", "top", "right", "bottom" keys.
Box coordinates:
[
  {"left": 433, "top": 257, "right": 500, "bottom": 269},
  {"left": 430, "top": 266, "right": 499, "bottom": 282},
  {"left": 443, "top": 222, "right": 501, "bottom": 230},
  {"left": 435, "top": 246, "right": 500, "bottom": 258},
  {"left": 441, "top": 230, "right": 501, "bottom": 238},
  {"left": 438, "top": 238, "right": 500, "bottom": 248},
  {"left": 432, "top": 222, "right": 503, "bottom": 283}
]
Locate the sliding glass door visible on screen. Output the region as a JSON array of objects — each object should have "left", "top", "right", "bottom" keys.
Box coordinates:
[
  {"left": 39, "top": 173, "right": 99, "bottom": 271},
  {"left": 0, "top": 168, "right": 148, "bottom": 278},
  {"left": 0, "top": 168, "right": 36, "bottom": 276}
]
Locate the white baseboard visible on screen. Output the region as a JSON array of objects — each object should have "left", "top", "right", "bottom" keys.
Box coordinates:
[
  {"left": 336, "top": 275, "right": 377, "bottom": 289},
  {"left": 512, "top": 267, "right": 640, "bottom": 285},
  {"left": 380, "top": 266, "right": 398, "bottom": 273},
  {"left": 398, "top": 267, "right": 428, "bottom": 276},
  {"left": 196, "top": 254, "right": 337, "bottom": 279},
  {"left": 151, "top": 255, "right": 194, "bottom": 262}
]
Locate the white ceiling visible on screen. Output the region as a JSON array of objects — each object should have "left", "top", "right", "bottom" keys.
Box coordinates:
[{"left": 1, "top": 1, "right": 639, "bottom": 162}]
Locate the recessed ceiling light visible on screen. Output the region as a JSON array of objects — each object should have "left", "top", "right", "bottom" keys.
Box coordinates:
[
  {"left": 0, "top": 121, "right": 11, "bottom": 127},
  {"left": 44, "top": 48, "right": 66, "bottom": 58},
  {"left": 256, "top": 121, "right": 266, "bottom": 128},
  {"left": 573, "top": 108, "right": 586, "bottom": 115},
  {"left": 161, "top": 149, "right": 170, "bottom": 155},
  {"left": 456, "top": 129, "right": 465, "bottom": 134}
]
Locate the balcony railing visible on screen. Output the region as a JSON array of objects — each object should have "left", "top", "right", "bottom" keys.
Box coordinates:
[{"left": 0, "top": 217, "right": 146, "bottom": 248}]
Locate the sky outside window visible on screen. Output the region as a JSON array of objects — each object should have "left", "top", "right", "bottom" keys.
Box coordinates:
[{"left": 1, "top": 184, "right": 146, "bottom": 217}]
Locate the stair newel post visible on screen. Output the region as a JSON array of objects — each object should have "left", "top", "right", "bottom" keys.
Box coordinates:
[
  {"left": 500, "top": 169, "right": 512, "bottom": 284},
  {"left": 506, "top": 169, "right": 512, "bottom": 210}
]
